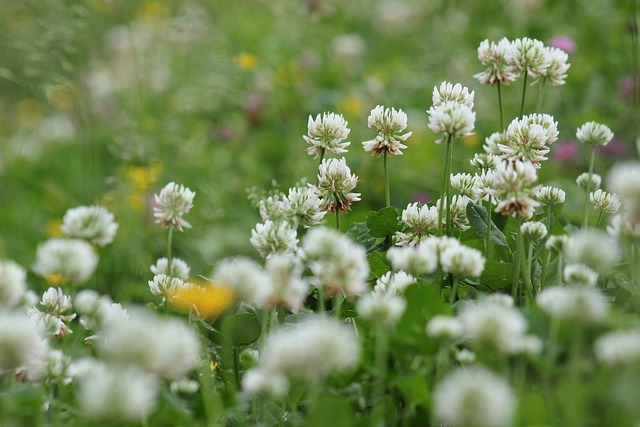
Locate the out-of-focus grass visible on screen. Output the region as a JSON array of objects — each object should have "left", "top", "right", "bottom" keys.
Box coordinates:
[{"left": 0, "top": 0, "right": 636, "bottom": 301}]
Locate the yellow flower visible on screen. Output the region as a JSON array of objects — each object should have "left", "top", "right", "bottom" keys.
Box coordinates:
[
  {"left": 46, "top": 219, "right": 63, "bottom": 238},
  {"left": 16, "top": 99, "right": 42, "bottom": 127},
  {"left": 45, "top": 273, "right": 68, "bottom": 286},
  {"left": 340, "top": 95, "right": 363, "bottom": 117},
  {"left": 462, "top": 133, "right": 480, "bottom": 148},
  {"left": 210, "top": 361, "right": 217, "bottom": 371},
  {"left": 126, "top": 163, "right": 162, "bottom": 192},
  {"left": 137, "top": 1, "right": 171, "bottom": 27},
  {"left": 234, "top": 53, "right": 259, "bottom": 71},
  {"left": 167, "top": 280, "right": 235, "bottom": 319}
]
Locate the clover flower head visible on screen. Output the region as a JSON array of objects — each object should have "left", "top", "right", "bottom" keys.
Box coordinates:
[
  {"left": 150, "top": 257, "right": 190, "bottom": 280},
  {"left": 576, "top": 122, "right": 614, "bottom": 146},
  {"left": 545, "top": 235, "right": 569, "bottom": 252},
  {"left": 436, "top": 195, "right": 471, "bottom": 231},
  {"left": 440, "top": 244, "right": 485, "bottom": 276},
  {"left": 432, "top": 81, "right": 475, "bottom": 109},
  {"left": 357, "top": 292, "right": 406, "bottom": 326},
  {"left": 536, "top": 186, "right": 566, "bottom": 206},
  {"left": 303, "top": 112, "right": 351, "bottom": 159},
  {"left": 250, "top": 220, "right": 299, "bottom": 259},
  {"left": 61, "top": 205, "right": 119, "bottom": 246},
  {"left": 309, "top": 157, "right": 361, "bottom": 213},
  {"left": 434, "top": 367, "right": 516, "bottom": 427},
  {"left": 265, "top": 254, "right": 308, "bottom": 312},
  {"left": 563, "top": 263, "right": 598, "bottom": 287},
  {"left": 427, "top": 100, "right": 476, "bottom": 144},
  {"left": 153, "top": 182, "right": 195, "bottom": 231},
  {"left": 0, "top": 311, "right": 48, "bottom": 378},
  {"left": 474, "top": 38, "right": 517, "bottom": 86},
  {"left": 0, "top": 260, "right": 27, "bottom": 308},
  {"left": 363, "top": 105, "right": 412, "bottom": 157},
  {"left": 595, "top": 330, "right": 640, "bottom": 367},
  {"left": 470, "top": 153, "right": 499, "bottom": 171},
  {"left": 451, "top": 172, "right": 479, "bottom": 200},
  {"left": 214, "top": 257, "right": 273, "bottom": 307},
  {"left": 577, "top": 172, "right": 601, "bottom": 192},
  {"left": 386, "top": 245, "right": 438, "bottom": 276},
  {"left": 259, "top": 194, "right": 288, "bottom": 223},
  {"left": 565, "top": 229, "right": 621, "bottom": 271},
  {"left": 372, "top": 271, "right": 416, "bottom": 295},
  {"left": 520, "top": 221, "right": 547, "bottom": 241},
  {"left": 507, "top": 37, "right": 551, "bottom": 79},
  {"left": 590, "top": 189, "right": 621, "bottom": 214},
  {"left": 537, "top": 286, "right": 608, "bottom": 324},
  {"left": 426, "top": 315, "right": 463, "bottom": 340},
  {"left": 537, "top": 46, "right": 570, "bottom": 86},
  {"left": 483, "top": 132, "right": 508, "bottom": 155},
  {"left": 242, "top": 368, "right": 290, "bottom": 398},
  {"left": 395, "top": 202, "right": 439, "bottom": 247},
  {"left": 283, "top": 186, "right": 327, "bottom": 228},
  {"left": 499, "top": 114, "right": 558, "bottom": 167},
  {"left": 32, "top": 238, "right": 98, "bottom": 285}
]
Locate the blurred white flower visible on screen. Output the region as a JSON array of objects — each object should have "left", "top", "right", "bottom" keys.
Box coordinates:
[
  {"left": 150, "top": 257, "right": 190, "bottom": 280},
  {"left": 214, "top": 257, "right": 273, "bottom": 307},
  {"left": 426, "top": 315, "right": 463, "bottom": 340},
  {"left": 455, "top": 348, "right": 476, "bottom": 364},
  {"left": 259, "top": 194, "right": 288, "bottom": 223},
  {"left": 434, "top": 367, "right": 515, "bottom": 427},
  {"left": 362, "top": 105, "right": 412, "bottom": 157},
  {"left": 0, "top": 311, "right": 48, "bottom": 378},
  {"left": 44, "top": 349, "right": 72, "bottom": 385},
  {"left": 153, "top": 182, "right": 195, "bottom": 231},
  {"left": 242, "top": 367, "right": 290, "bottom": 398},
  {"left": 386, "top": 245, "right": 438, "bottom": 276},
  {"left": 565, "top": 230, "right": 621, "bottom": 272},
  {"left": 303, "top": 112, "right": 351, "bottom": 159},
  {"left": 32, "top": 238, "right": 98, "bottom": 285},
  {"left": 537, "top": 286, "right": 608, "bottom": 324},
  {"left": 521, "top": 221, "right": 548, "bottom": 241},
  {"left": 250, "top": 220, "right": 299, "bottom": 259},
  {"left": 576, "top": 122, "right": 614, "bottom": 146},
  {"left": 259, "top": 317, "right": 360, "bottom": 384},
  {"left": 577, "top": 172, "right": 602, "bottom": 192},
  {"left": 440, "top": 245, "right": 485, "bottom": 277},
  {"left": 265, "top": 254, "right": 309, "bottom": 312},
  {"left": 61, "top": 205, "right": 119, "bottom": 246},
  {"left": 357, "top": 292, "right": 406, "bottom": 326},
  {"left": 595, "top": 330, "right": 640, "bottom": 366},
  {"left": 590, "top": 189, "right": 621, "bottom": 214},
  {"left": 0, "top": 260, "right": 27, "bottom": 307},
  {"left": 546, "top": 235, "right": 569, "bottom": 252},
  {"left": 309, "top": 157, "right": 361, "bottom": 213},
  {"left": 300, "top": 227, "right": 369, "bottom": 298},
  {"left": 563, "top": 263, "right": 598, "bottom": 287},
  {"left": 75, "top": 361, "right": 159, "bottom": 422},
  {"left": 372, "top": 271, "right": 416, "bottom": 295},
  {"left": 170, "top": 378, "right": 200, "bottom": 395}
]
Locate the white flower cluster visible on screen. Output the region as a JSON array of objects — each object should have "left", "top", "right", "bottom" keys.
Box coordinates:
[
  {"left": 309, "top": 157, "right": 361, "bottom": 213},
  {"left": 395, "top": 202, "right": 439, "bottom": 247},
  {"left": 362, "top": 105, "right": 412, "bottom": 157},
  {"left": 0, "top": 311, "right": 49, "bottom": 380},
  {"left": 150, "top": 257, "right": 191, "bottom": 280},
  {"left": 303, "top": 112, "right": 351, "bottom": 159},
  {"left": 595, "top": 330, "right": 640, "bottom": 367},
  {"left": 473, "top": 38, "right": 517, "bottom": 86},
  {"left": 153, "top": 182, "right": 195, "bottom": 231},
  {"left": 27, "top": 287, "right": 77, "bottom": 338},
  {"left": 427, "top": 82, "right": 476, "bottom": 144},
  {"left": 0, "top": 260, "right": 28, "bottom": 308},
  {"left": 250, "top": 220, "right": 299, "bottom": 259},
  {"left": 32, "top": 238, "right": 98, "bottom": 285},
  {"left": 492, "top": 160, "right": 540, "bottom": 218},
  {"left": 607, "top": 162, "right": 640, "bottom": 238},
  {"left": 61, "top": 205, "right": 119, "bottom": 246},
  {"left": 536, "top": 186, "right": 566, "bottom": 207},
  {"left": 74, "top": 289, "right": 129, "bottom": 341},
  {"left": 576, "top": 121, "right": 614, "bottom": 147},
  {"left": 498, "top": 114, "right": 559, "bottom": 167}
]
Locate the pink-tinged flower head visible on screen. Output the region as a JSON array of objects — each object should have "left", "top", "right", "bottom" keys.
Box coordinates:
[
  {"left": 153, "top": 182, "right": 195, "bottom": 231},
  {"left": 548, "top": 36, "right": 576, "bottom": 54},
  {"left": 362, "top": 105, "right": 412, "bottom": 157}
]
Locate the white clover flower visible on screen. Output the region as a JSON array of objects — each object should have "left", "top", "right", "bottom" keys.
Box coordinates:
[
  {"left": 357, "top": 292, "right": 406, "bottom": 326},
  {"left": 546, "top": 235, "right": 569, "bottom": 252},
  {"left": 362, "top": 105, "right": 412, "bottom": 157},
  {"left": 576, "top": 122, "right": 614, "bottom": 146},
  {"left": 590, "top": 189, "right": 621, "bottom": 214},
  {"left": 563, "top": 263, "right": 598, "bottom": 287},
  {"left": 577, "top": 172, "right": 602, "bottom": 192},
  {"left": 250, "top": 220, "right": 299, "bottom": 259},
  {"left": 432, "top": 81, "right": 475, "bottom": 108},
  {"left": 372, "top": 271, "right": 416, "bottom": 295},
  {"left": 483, "top": 132, "right": 507, "bottom": 155},
  {"left": 594, "top": 330, "right": 640, "bottom": 366},
  {"left": 170, "top": 378, "right": 200, "bottom": 395},
  {"left": 214, "top": 257, "right": 273, "bottom": 307},
  {"left": 395, "top": 202, "right": 439, "bottom": 247},
  {"left": 565, "top": 230, "right": 621, "bottom": 271},
  {"left": 309, "top": 157, "right": 361, "bottom": 213},
  {"left": 427, "top": 100, "right": 476, "bottom": 144},
  {"left": 474, "top": 170, "right": 498, "bottom": 202},
  {"left": 493, "top": 161, "right": 540, "bottom": 218},
  {"left": 41, "top": 287, "right": 74, "bottom": 314},
  {"left": 521, "top": 221, "right": 547, "bottom": 241},
  {"left": 150, "top": 257, "right": 190, "bottom": 280},
  {"left": 510, "top": 334, "right": 544, "bottom": 357},
  {"left": 458, "top": 300, "right": 528, "bottom": 353},
  {"left": 535, "top": 46, "right": 570, "bottom": 86},
  {"left": 436, "top": 195, "right": 471, "bottom": 231},
  {"left": 450, "top": 173, "right": 479, "bottom": 199},
  {"left": 0, "top": 260, "right": 27, "bottom": 307},
  {"left": 300, "top": 227, "right": 369, "bottom": 298},
  {"left": 32, "top": 238, "right": 98, "bottom": 285},
  {"left": 434, "top": 367, "right": 515, "bottom": 427},
  {"left": 607, "top": 162, "right": 640, "bottom": 208},
  {"left": 148, "top": 274, "right": 195, "bottom": 298},
  {"left": 608, "top": 212, "right": 640, "bottom": 239},
  {"left": 0, "top": 311, "right": 48, "bottom": 378},
  {"left": 499, "top": 114, "right": 558, "bottom": 167},
  {"left": 259, "top": 317, "right": 360, "bottom": 384},
  {"left": 283, "top": 186, "right": 327, "bottom": 228},
  {"left": 426, "top": 315, "right": 463, "bottom": 340},
  {"left": 440, "top": 245, "right": 485, "bottom": 277},
  {"left": 537, "top": 286, "right": 609, "bottom": 324},
  {"left": 483, "top": 293, "right": 514, "bottom": 307},
  {"left": 474, "top": 38, "right": 517, "bottom": 86},
  {"left": 386, "top": 245, "right": 438, "bottom": 276},
  {"left": 76, "top": 361, "right": 159, "bottom": 422},
  {"left": 455, "top": 348, "right": 476, "bottom": 364},
  {"left": 470, "top": 153, "right": 499, "bottom": 171},
  {"left": 45, "top": 349, "right": 72, "bottom": 385},
  {"left": 265, "top": 254, "right": 309, "bottom": 312},
  {"left": 29, "top": 310, "right": 70, "bottom": 338},
  {"left": 536, "top": 186, "right": 566, "bottom": 206},
  {"left": 506, "top": 37, "right": 550, "bottom": 79},
  {"left": 153, "top": 182, "right": 195, "bottom": 231},
  {"left": 242, "top": 368, "right": 290, "bottom": 398},
  {"left": 61, "top": 205, "right": 119, "bottom": 246},
  {"left": 259, "top": 194, "right": 288, "bottom": 223},
  {"left": 303, "top": 112, "right": 351, "bottom": 159},
  {"left": 98, "top": 308, "right": 200, "bottom": 380}
]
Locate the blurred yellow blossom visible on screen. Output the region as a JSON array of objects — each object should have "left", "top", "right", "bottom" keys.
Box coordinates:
[
  {"left": 45, "top": 83, "right": 77, "bottom": 110},
  {"left": 462, "top": 133, "right": 480, "bottom": 148},
  {"left": 126, "top": 163, "right": 162, "bottom": 192},
  {"left": 16, "top": 99, "right": 42, "bottom": 127},
  {"left": 88, "top": 0, "right": 119, "bottom": 13},
  {"left": 340, "top": 95, "right": 364, "bottom": 117},
  {"left": 46, "top": 219, "right": 63, "bottom": 238},
  {"left": 45, "top": 273, "right": 68, "bottom": 286},
  {"left": 234, "top": 53, "right": 259, "bottom": 71},
  {"left": 167, "top": 280, "right": 235, "bottom": 319},
  {"left": 137, "top": 1, "right": 171, "bottom": 27}
]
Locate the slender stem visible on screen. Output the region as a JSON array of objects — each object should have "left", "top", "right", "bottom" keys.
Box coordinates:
[
  {"left": 449, "top": 275, "right": 459, "bottom": 305},
  {"left": 383, "top": 154, "right": 391, "bottom": 207},
  {"left": 524, "top": 242, "right": 535, "bottom": 304},
  {"left": 582, "top": 146, "right": 596, "bottom": 228},
  {"left": 512, "top": 218, "right": 524, "bottom": 304},
  {"left": 317, "top": 286, "right": 325, "bottom": 313},
  {"left": 167, "top": 224, "right": 174, "bottom": 274},
  {"left": 374, "top": 325, "right": 389, "bottom": 423},
  {"left": 261, "top": 308, "right": 269, "bottom": 339},
  {"left": 519, "top": 73, "right": 528, "bottom": 117},
  {"left": 535, "top": 77, "right": 547, "bottom": 113},
  {"left": 316, "top": 149, "right": 325, "bottom": 185},
  {"left": 485, "top": 199, "right": 493, "bottom": 259},
  {"left": 540, "top": 205, "right": 553, "bottom": 290},
  {"left": 438, "top": 135, "right": 454, "bottom": 236},
  {"left": 335, "top": 210, "right": 340, "bottom": 231},
  {"left": 631, "top": 0, "right": 640, "bottom": 149},
  {"left": 232, "top": 346, "right": 240, "bottom": 389},
  {"left": 557, "top": 253, "right": 564, "bottom": 285},
  {"left": 497, "top": 82, "right": 504, "bottom": 130},
  {"left": 269, "top": 308, "right": 277, "bottom": 332},
  {"left": 594, "top": 210, "right": 604, "bottom": 229},
  {"left": 333, "top": 292, "right": 344, "bottom": 319}
]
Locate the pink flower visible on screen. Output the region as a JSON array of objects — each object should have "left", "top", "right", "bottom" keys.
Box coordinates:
[
  {"left": 552, "top": 140, "right": 579, "bottom": 163},
  {"left": 548, "top": 36, "right": 576, "bottom": 54},
  {"left": 596, "top": 139, "right": 627, "bottom": 158}
]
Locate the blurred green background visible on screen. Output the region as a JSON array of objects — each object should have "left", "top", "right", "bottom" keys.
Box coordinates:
[{"left": 0, "top": 0, "right": 637, "bottom": 301}]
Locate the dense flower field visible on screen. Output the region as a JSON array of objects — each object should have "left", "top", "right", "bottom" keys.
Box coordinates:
[{"left": 1, "top": 0, "right": 639, "bottom": 426}]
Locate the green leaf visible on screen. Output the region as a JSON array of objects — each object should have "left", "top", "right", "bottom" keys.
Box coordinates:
[
  {"left": 368, "top": 252, "right": 390, "bottom": 279},
  {"left": 466, "top": 203, "right": 508, "bottom": 247},
  {"left": 479, "top": 260, "right": 515, "bottom": 290},
  {"left": 366, "top": 207, "right": 400, "bottom": 238},
  {"left": 306, "top": 393, "right": 356, "bottom": 427},
  {"left": 220, "top": 312, "right": 261, "bottom": 347},
  {"left": 346, "top": 221, "right": 377, "bottom": 250}
]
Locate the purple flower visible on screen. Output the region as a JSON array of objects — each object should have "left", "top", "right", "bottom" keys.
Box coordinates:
[
  {"left": 552, "top": 140, "right": 579, "bottom": 163},
  {"left": 596, "top": 139, "right": 627, "bottom": 158},
  {"left": 548, "top": 36, "right": 576, "bottom": 54}
]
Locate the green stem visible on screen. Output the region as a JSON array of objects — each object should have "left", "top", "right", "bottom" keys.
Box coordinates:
[
  {"left": 383, "top": 154, "right": 391, "bottom": 207},
  {"left": 449, "top": 275, "right": 459, "bottom": 305},
  {"left": 543, "top": 318, "right": 560, "bottom": 418},
  {"left": 167, "top": 224, "right": 174, "bottom": 274},
  {"left": 519, "top": 72, "right": 528, "bottom": 117},
  {"left": 497, "top": 82, "right": 504, "bottom": 130},
  {"left": 524, "top": 242, "right": 535, "bottom": 304},
  {"left": 374, "top": 325, "right": 389, "bottom": 423},
  {"left": 232, "top": 346, "right": 240, "bottom": 389},
  {"left": 594, "top": 210, "right": 604, "bottom": 229},
  {"left": 512, "top": 218, "right": 524, "bottom": 304},
  {"left": 557, "top": 253, "right": 564, "bottom": 285},
  {"left": 631, "top": 0, "right": 640, "bottom": 148},
  {"left": 317, "top": 286, "right": 325, "bottom": 313},
  {"left": 540, "top": 205, "right": 553, "bottom": 290},
  {"left": 485, "top": 199, "right": 493, "bottom": 260},
  {"left": 582, "top": 146, "right": 596, "bottom": 228},
  {"left": 333, "top": 292, "right": 344, "bottom": 319},
  {"left": 568, "top": 325, "right": 585, "bottom": 427},
  {"left": 335, "top": 210, "right": 340, "bottom": 231},
  {"left": 261, "top": 308, "right": 269, "bottom": 340},
  {"left": 438, "top": 135, "right": 454, "bottom": 236},
  {"left": 269, "top": 308, "right": 277, "bottom": 332},
  {"left": 535, "top": 77, "right": 547, "bottom": 113}
]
